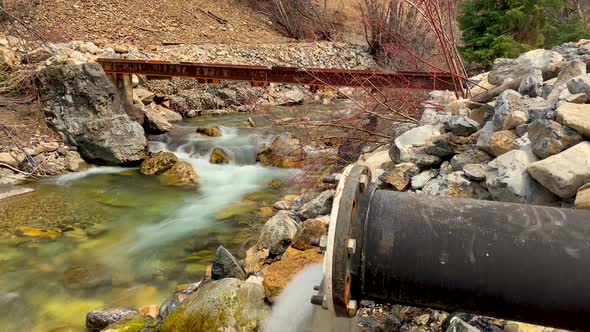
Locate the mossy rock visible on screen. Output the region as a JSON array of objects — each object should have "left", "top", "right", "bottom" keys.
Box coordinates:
[
  {"left": 159, "top": 161, "right": 198, "bottom": 186},
  {"left": 102, "top": 314, "right": 157, "bottom": 332},
  {"left": 140, "top": 152, "right": 178, "bottom": 176},
  {"left": 158, "top": 278, "right": 269, "bottom": 332},
  {"left": 196, "top": 127, "right": 222, "bottom": 137},
  {"left": 209, "top": 147, "right": 230, "bottom": 164},
  {"left": 16, "top": 226, "right": 59, "bottom": 240}
]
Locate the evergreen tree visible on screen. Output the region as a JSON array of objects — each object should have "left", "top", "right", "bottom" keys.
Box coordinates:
[{"left": 458, "top": 0, "right": 590, "bottom": 65}]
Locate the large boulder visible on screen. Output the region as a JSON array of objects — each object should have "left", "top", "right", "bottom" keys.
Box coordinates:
[
  {"left": 528, "top": 120, "right": 583, "bottom": 159},
  {"left": 257, "top": 211, "right": 300, "bottom": 256},
  {"left": 555, "top": 102, "right": 590, "bottom": 138},
  {"left": 485, "top": 150, "right": 556, "bottom": 204},
  {"left": 488, "top": 50, "right": 563, "bottom": 85},
  {"left": 262, "top": 249, "right": 324, "bottom": 303},
  {"left": 390, "top": 125, "right": 442, "bottom": 167},
  {"left": 159, "top": 278, "right": 269, "bottom": 332},
  {"left": 86, "top": 307, "right": 139, "bottom": 332},
  {"left": 297, "top": 190, "right": 335, "bottom": 220},
  {"left": 528, "top": 142, "right": 590, "bottom": 198},
  {"left": 143, "top": 104, "right": 173, "bottom": 134},
  {"left": 38, "top": 63, "right": 147, "bottom": 165}
]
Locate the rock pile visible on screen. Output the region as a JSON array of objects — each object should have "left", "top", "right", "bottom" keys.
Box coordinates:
[{"left": 366, "top": 47, "right": 590, "bottom": 211}]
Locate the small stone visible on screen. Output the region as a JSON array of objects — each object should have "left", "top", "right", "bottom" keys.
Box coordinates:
[
  {"left": 575, "top": 183, "right": 590, "bottom": 210},
  {"left": 65, "top": 150, "right": 88, "bottom": 172},
  {"left": 503, "top": 111, "right": 529, "bottom": 130},
  {"left": 86, "top": 308, "right": 138, "bottom": 332},
  {"left": 476, "top": 121, "right": 495, "bottom": 154},
  {"left": 489, "top": 130, "right": 518, "bottom": 156},
  {"left": 567, "top": 74, "right": 590, "bottom": 98},
  {"left": 515, "top": 124, "right": 529, "bottom": 137},
  {"left": 463, "top": 164, "right": 486, "bottom": 181},
  {"left": 291, "top": 218, "right": 328, "bottom": 250},
  {"left": 211, "top": 246, "right": 247, "bottom": 281},
  {"left": 451, "top": 149, "right": 492, "bottom": 172},
  {"left": 209, "top": 147, "right": 230, "bottom": 164},
  {"left": 555, "top": 102, "right": 590, "bottom": 138},
  {"left": 528, "top": 142, "right": 590, "bottom": 198},
  {"left": 297, "top": 190, "right": 335, "bottom": 220},
  {"left": 422, "top": 172, "right": 491, "bottom": 200},
  {"left": 140, "top": 152, "right": 178, "bottom": 175},
  {"left": 379, "top": 163, "right": 420, "bottom": 191},
  {"left": 113, "top": 45, "right": 129, "bottom": 54},
  {"left": 391, "top": 125, "right": 442, "bottom": 162},
  {"left": 139, "top": 305, "right": 159, "bottom": 319},
  {"left": 528, "top": 120, "right": 583, "bottom": 159},
  {"left": 492, "top": 90, "right": 525, "bottom": 131},
  {"left": 196, "top": 127, "right": 222, "bottom": 137},
  {"left": 419, "top": 109, "right": 452, "bottom": 131},
  {"left": 411, "top": 169, "right": 439, "bottom": 190},
  {"left": 244, "top": 245, "right": 269, "bottom": 275},
  {"left": 446, "top": 115, "right": 480, "bottom": 136},
  {"left": 272, "top": 200, "right": 291, "bottom": 210}
]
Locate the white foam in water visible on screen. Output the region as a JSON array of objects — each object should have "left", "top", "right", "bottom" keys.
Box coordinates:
[
  {"left": 128, "top": 127, "right": 288, "bottom": 251},
  {"left": 55, "top": 166, "right": 133, "bottom": 185},
  {"left": 264, "top": 264, "right": 323, "bottom": 332}
]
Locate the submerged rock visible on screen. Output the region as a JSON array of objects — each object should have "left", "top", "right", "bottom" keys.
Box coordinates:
[
  {"left": 209, "top": 147, "right": 230, "bottom": 164},
  {"left": 160, "top": 161, "right": 198, "bottom": 186},
  {"left": 159, "top": 278, "right": 269, "bottom": 332},
  {"left": 102, "top": 314, "right": 157, "bottom": 332},
  {"left": 38, "top": 63, "right": 147, "bottom": 165},
  {"left": 86, "top": 307, "right": 139, "bottom": 332},
  {"left": 140, "top": 152, "right": 178, "bottom": 175},
  {"left": 196, "top": 127, "right": 222, "bottom": 137},
  {"left": 211, "top": 246, "right": 247, "bottom": 281}
]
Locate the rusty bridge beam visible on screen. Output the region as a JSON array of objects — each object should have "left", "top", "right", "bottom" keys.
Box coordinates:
[{"left": 96, "top": 58, "right": 457, "bottom": 91}]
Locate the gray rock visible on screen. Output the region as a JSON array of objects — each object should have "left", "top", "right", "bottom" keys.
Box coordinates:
[
  {"left": 463, "top": 164, "right": 486, "bottom": 181},
  {"left": 439, "top": 161, "right": 454, "bottom": 176},
  {"left": 451, "top": 149, "right": 492, "bottom": 172},
  {"left": 528, "top": 142, "right": 590, "bottom": 198},
  {"left": 518, "top": 69, "right": 543, "bottom": 97},
  {"left": 525, "top": 97, "right": 553, "bottom": 122},
  {"left": 143, "top": 104, "right": 173, "bottom": 134},
  {"left": 133, "top": 88, "right": 155, "bottom": 105},
  {"left": 446, "top": 115, "right": 480, "bottom": 136},
  {"left": 488, "top": 50, "right": 563, "bottom": 85},
  {"left": 411, "top": 169, "right": 439, "bottom": 190},
  {"left": 275, "top": 89, "right": 306, "bottom": 105},
  {"left": 86, "top": 307, "right": 139, "bottom": 332},
  {"left": 555, "top": 102, "right": 590, "bottom": 138},
  {"left": 546, "top": 60, "right": 587, "bottom": 102},
  {"left": 38, "top": 63, "right": 147, "bottom": 165},
  {"left": 567, "top": 75, "right": 590, "bottom": 98},
  {"left": 419, "top": 109, "right": 452, "bottom": 130},
  {"left": 257, "top": 211, "right": 299, "bottom": 256},
  {"left": 492, "top": 90, "right": 525, "bottom": 131},
  {"left": 297, "top": 190, "right": 335, "bottom": 220},
  {"left": 476, "top": 121, "right": 495, "bottom": 154},
  {"left": 515, "top": 124, "right": 530, "bottom": 137},
  {"left": 390, "top": 125, "right": 442, "bottom": 166},
  {"left": 159, "top": 299, "right": 180, "bottom": 321},
  {"left": 160, "top": 278, "right": 269, "bottom": 332},
  {"left": 486, "top": 150, "right": 556, "bottom": 204},
  {"left": 212, "top": 246, "right": 247, "bottom": 281},
  {"left": 528, "top": 120, "right": 583, "bottom": 159},
  {"left": 565, "top": 93, "right": 587, "bottom": 103},
  {"left": 422, "top": 172, "right": 491, "bottom": 200}
]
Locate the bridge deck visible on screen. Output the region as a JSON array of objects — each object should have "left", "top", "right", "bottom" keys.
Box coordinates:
[{"left": 97, "top": 58, "right": 457, "bottom": 91}]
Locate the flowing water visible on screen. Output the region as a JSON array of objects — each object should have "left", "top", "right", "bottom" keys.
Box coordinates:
[{"left": 0, "top": 102, "right": 360, "bottom": 332}]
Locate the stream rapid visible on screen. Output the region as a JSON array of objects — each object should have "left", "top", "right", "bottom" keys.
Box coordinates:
[{"left": 0, "top": 108, "right": 322, "bottom": 331}]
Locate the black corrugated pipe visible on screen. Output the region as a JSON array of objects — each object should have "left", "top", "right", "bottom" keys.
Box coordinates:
[{"left": 312, "top": 165, "right": 590, "bottom": 331}]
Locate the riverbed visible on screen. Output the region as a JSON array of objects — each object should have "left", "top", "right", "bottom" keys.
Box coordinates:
[{"left": 0, "top": 102, "right": 351, "bottom": 331}]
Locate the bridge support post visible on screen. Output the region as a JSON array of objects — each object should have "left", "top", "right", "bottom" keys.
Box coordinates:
[{"left": 108, "top": 73, "right": 134, "bottom": 108}]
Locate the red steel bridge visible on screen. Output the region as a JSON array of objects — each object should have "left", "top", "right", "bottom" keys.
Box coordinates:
[{"left": 97, "top": 58, "right": 458, "bottom": 91}]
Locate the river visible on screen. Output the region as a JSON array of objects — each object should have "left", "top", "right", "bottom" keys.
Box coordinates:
[{"left": 0, "top": 102, "right": 350, "bottom": 332}]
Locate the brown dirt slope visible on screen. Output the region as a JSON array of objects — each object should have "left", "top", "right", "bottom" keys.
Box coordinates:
[{"left": 20, "top": 0, "right": 291, "bottom": 46}]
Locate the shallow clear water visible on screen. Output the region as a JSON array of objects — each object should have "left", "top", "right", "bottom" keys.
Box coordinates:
[{"left": 0, "top": 112, "right": 306, "bottom": 331}]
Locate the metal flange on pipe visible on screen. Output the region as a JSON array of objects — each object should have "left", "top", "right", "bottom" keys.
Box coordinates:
[{"left": 311, "top": 164, "right": 590, "bottom": 331}]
